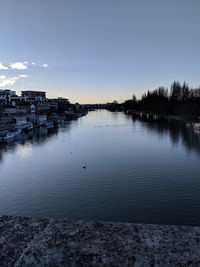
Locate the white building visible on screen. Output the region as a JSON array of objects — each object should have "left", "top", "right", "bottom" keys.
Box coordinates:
[
  {"left": 0, "top": 89, "right": 20, "bottom": 105},
  {"left": 21, "top": 91, "right": 46, "bottom": 102}
]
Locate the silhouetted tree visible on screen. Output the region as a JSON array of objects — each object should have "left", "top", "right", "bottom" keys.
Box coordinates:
[{"left": 119, "top": 81, "right": 200, "bottom": 117}]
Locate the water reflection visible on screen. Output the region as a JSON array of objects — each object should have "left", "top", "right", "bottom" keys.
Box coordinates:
[
  {"left": 0, "top": 122, "right": 73, "bottom": 162},
  {"left": 1, "top": 110, "right": 200, "bottom": 225},
  {"left": 129, "top": 115, "right": 200, "bottom": 157},
  {"left": 1, "top": 113, "right": 200, "bottom": 161}
]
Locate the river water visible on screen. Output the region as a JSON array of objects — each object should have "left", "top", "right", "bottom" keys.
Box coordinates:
[{"left": 1, "top": 110, "right": 200, "bottom": 225}]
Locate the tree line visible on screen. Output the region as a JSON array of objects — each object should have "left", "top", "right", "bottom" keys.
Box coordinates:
[{"left": 119, "top": 81, "right": 200, "bottom": 117}]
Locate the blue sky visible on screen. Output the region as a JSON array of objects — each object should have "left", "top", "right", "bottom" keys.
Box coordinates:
[{"left": 0, "top": 0, "right": 199, "bottom": 103}]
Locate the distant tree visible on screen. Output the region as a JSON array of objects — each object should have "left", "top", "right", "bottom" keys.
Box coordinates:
[
  {"left": 118, "top": 81, "right": 200, "bottom": 117},
  {"left": 132, "top": 94, "right": 137, "bottom": 102},
  {"left": 170, "top": 81, "right": 182, "bottom": 102},
  {"left": 181, "top": 82, "right": 189, "bottom": 101}
]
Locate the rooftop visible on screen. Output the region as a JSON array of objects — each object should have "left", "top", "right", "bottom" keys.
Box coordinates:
[{"left": 21, "top": 91, "right": 46, "bottom": 93}]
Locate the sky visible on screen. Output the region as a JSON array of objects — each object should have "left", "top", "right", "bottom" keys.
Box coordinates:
[{"left": 0, "top": 0, "right": 199, "bottom": 104}]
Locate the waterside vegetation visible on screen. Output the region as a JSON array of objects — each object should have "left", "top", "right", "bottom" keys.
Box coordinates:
[
  {"left": 107, "top": 81, "right": 200, "bottom": 123},
  {"left": 110, "top": 81, "right": 200, "bottom": 119}
]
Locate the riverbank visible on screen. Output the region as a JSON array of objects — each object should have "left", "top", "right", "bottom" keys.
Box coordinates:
[
  {"left": 125, "top": 110, "right": 193, "bottom": 122},
  {"left": 1, "top": 215, "right": 200, "bottom": 266},
  {"left": 0, "top": 109, "right": 88, "bottom": 143},
  {"left": 124, "top": 109, "right": 200, "bottom": 129}
]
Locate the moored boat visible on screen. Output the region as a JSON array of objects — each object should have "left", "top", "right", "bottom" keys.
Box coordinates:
[
  {"left": 193, "top": 123, "right": 200, "bottom": 130},
  {"left": 153, "top": 115, "right": 158, "bottom": 120},
  {"left": 45, "top": 121, "right": 54, "bottom": 129},
  {"left": 0, "top": 129, "right": 21, "bottom": 142}
]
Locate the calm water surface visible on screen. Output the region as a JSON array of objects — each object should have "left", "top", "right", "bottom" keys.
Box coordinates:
[{"left": 1, "top": 110, "right": 200, "bottom": 225}]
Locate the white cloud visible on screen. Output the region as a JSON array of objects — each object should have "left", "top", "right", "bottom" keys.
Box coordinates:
[
  {"left": 0, "top": 61, "right": 48, "bottom": 72},
  {"left": 0, "top": 75, "right": 19, "bottom": 87},
  {"left": 0, "top": 63, "right": 8, "bottom": 70},
  {"left": 42, "top": 63, "right": 48, "bottom": 68},
  {"left": 18, "top": 74, "right": 28, "bottom": 78},
  {"left": 10, "top": 62, "right": 28, "bottom": 70}
]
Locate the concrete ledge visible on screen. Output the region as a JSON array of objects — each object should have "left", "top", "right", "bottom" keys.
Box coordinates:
[{"left": 0, "top": 216, "right": 200, "bottom": 266}]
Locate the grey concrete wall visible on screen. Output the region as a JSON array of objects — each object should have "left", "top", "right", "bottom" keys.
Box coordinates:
[{"left": 0, "top": 215, "right": 200, "bottom": 266}]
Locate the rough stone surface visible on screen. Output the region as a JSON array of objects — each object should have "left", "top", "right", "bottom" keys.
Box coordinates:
[{"left": 0, "top": 216, "right": 200, "bottom": 266}]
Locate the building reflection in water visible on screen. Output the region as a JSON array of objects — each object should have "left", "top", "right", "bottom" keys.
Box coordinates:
[
  {"left": 0, "top": 122, "right": 73, "bottom": 162},
  {"left": 1, "top": 114, "right": 200, "bottom": 162}
]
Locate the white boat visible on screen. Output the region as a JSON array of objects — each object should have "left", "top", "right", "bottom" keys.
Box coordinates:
[
  {"left": 46, "top": 121, "right": 54, "bottom": 129},
  {"left": 186, "top": 123, "right": 191, "bottom": 128},
  {"left": 5, "top": 132, "right": 16, "bottom": 140},
  {"left": 153, "top": 115, "right": 158, "bottom": 120},
  {"left": 0, "top": 129, "right": 20, "bottom": 142},
  {"left": 193, "top": 123, "right": 200, "bottom": 130},
  {"left": 0, "top": 131, "right": 7, "bottom": 142}
]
